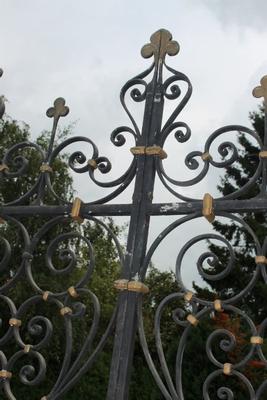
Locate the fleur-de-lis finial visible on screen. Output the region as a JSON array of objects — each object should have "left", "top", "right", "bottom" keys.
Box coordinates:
[
  {"left": 45, "top": 97, "right": 69, "bottom": 160},
  {"left": 141, "top": 29, "right": 179, "bottom": 63},
  {"left": 46, "top": 97, "right": 69, "bottom": 120},
  {"left": 253, "top": 75, "right": 267, "bottom": 108}
]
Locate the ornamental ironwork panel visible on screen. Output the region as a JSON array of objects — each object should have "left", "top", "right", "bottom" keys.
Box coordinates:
[{"left": 0, "top": 29, "right": 267, "bottom": 399}]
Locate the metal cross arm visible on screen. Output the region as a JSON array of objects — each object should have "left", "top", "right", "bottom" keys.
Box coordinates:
[
  {"left": 1, "top": 29, "right": 267, "bottom": 400},
  {"left": 2, "top": 197, "right": 267, "bottom": 219}
]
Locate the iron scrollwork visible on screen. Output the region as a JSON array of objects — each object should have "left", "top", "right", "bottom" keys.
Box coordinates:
[{"left": 1, "top": 28, "right": 267, "bottom": 399}]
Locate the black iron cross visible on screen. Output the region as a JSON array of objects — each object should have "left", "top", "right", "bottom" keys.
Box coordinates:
[{"left": 1, "top": 29, "right": 267, "bottom": 399}]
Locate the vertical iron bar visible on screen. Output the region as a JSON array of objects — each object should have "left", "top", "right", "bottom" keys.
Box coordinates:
[{"left": 106, "top": 35, "right": 165, "bottom": 400}]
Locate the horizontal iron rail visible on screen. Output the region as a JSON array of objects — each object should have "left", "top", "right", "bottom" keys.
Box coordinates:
[{"left": 0, "top": 197, "right": 267, "bottom": 218}]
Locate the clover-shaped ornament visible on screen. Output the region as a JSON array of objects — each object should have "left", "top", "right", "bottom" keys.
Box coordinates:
[
  {"left": 253, "top": 75, "right": 267, "bottom": 110},
  {"left": 46, "top": 97, "right": 69, "bottom": 119},
  {"left": 141, "top": 29, "right": 179, "bottom": 62}
]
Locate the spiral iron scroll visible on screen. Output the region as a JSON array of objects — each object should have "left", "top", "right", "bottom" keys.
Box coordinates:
[
  {"left": 0, "top": 215, "right": 124, "bottom": 399},
  {"left": 137, "top": 210, "right": 267, "bottom": 399}
]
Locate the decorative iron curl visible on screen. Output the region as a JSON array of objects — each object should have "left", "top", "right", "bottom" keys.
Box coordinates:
[
  {"left": 0, "top": 217, "right": 31, "bottom": 293},
  {"left": 23, "top": 215, "right": 124, "bottom": 298},
  {"left": 0, "top": 296, "right": 70, "bottom": 398},
  {"left": 110, "top": 126, "right": 138, "bottom": 146},
  {"left": 141, "top": 211, "right": 260, "bottom": 307},
  {"left": 45, "top": 231, "right": 94, "bottom": 277},
  {"left": 203, "top": 369, "right": 255, "bottom": 400},
  {"left": 160, "top": 64, "right": 192, "bottom": 132},
  {"left": 0, "top": 295, "right": 17, "bottom": 346},
  {"left": 12, "top": 296, "right": 64, "bottom": 352},
  {"left": 120, "top": 63, "right": 154, "bottom": 138},
  {"left": 0, "top": 289, "right": 104, "bottom": 398},
  {"left": 205, "top": 304, "right": 257, "bottom": 370},
  {"left": 0, "top": 141, "right": 45, "bottom": 206},
  {"left": 24, "top": 217, "right": 94, "bottom": 297},
  {"left": 46, "top": 63, "right": 156, "bottom": 205},
  {"left": 0, "top": 79, "right": 142, "bottom": 205},
  {"left": 163, "top": 75, "right": 182, "bottom": 100},
  {"left": 157, "top": 124, "right": 262, "bottom": 202},
  {"left": 176, "top": 233, "right": 235, "bottom": 285},
  {"left": 137, "top": 210, "right": 265, "bottom": 398},
  {"left": 8, "top": 350, "right": 47, "bottom": 387},
  {"left": 0, "top": 348, "right": 47, "bottom": 400},
  {"left": 0, "top": 34, "right": 159, "bottom": 207},
  {"left": 145, "top": 298, "right": 259, "bottom": 399},
  {"left": 46, "top": 134, "right": 136, "bottom": 204},
  {"left": 28, "top": 216, "right": 124, "bottom": 398},
  {"left": 0, "top": 289, "right": 117, "bottom": 400}
]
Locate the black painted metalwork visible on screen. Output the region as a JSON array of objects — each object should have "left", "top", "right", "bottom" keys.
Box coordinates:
[{"left": 1, "top": 29, "right": 267, "bottom": 399}]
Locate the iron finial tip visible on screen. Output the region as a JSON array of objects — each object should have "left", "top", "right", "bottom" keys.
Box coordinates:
[
  {"left": 141, "top": 29, "right": 179, "bottom": 62},
  {"left": 252, "top": 75, "right": 267, "bottom": 101},
  {"left": 46, "top": 97, "right": 69, "bottom": 119}
]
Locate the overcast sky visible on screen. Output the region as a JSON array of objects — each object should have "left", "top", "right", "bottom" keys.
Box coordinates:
[{"left": 1, "top": 0, "right": 267, "bottom": 288}]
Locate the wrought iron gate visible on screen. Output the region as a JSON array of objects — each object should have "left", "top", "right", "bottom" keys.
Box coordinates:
[{"left": 1, "top": 29, "right": 267, "bottom": 399}]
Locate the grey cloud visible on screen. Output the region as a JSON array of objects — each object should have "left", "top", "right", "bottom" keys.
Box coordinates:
[{"left": 201, "top": 0, "right": 267, "bottom": 31}]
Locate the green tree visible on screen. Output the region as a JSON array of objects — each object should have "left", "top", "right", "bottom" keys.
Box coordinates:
[{"left": 0, "top": 118, "right": 121, "bottom": 399}]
